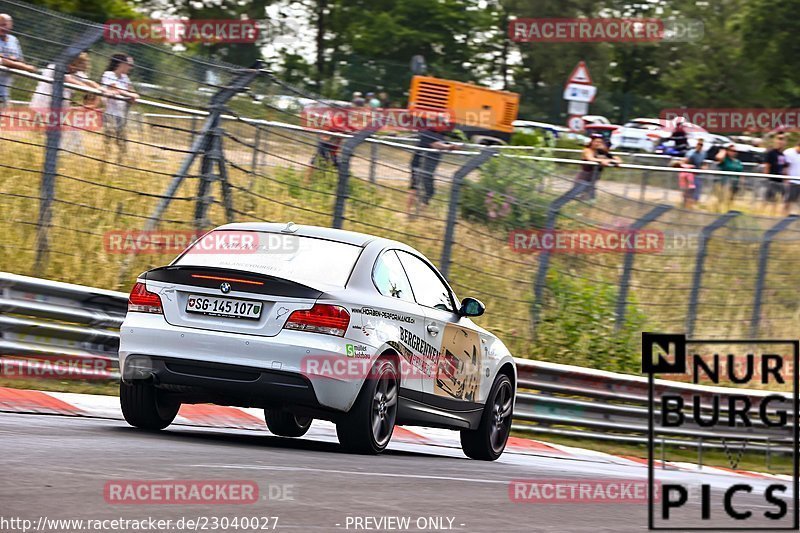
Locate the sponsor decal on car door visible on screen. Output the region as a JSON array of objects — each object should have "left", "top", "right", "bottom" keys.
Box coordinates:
[{"left": 421, "top": 307, "right": 482, "bottom": 402}]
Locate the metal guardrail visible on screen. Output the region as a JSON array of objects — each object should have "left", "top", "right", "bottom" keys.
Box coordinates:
[
  {"left": 0, "top": 272, "right": 793, "bottom": 461},
  {"left": 0, "top": 272, "right": 125, "bottom": 379},
  {"left": 514, "top": 359, "right": 793, "bottom": 457}
]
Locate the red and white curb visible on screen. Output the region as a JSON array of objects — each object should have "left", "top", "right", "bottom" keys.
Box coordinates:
[{"left": 0, "top": 386, "right": 789, "bottom": 482}]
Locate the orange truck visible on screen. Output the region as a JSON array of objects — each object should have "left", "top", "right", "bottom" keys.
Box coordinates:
[{"left": 408, "top": 75, "right": 520, "bottom": 144}]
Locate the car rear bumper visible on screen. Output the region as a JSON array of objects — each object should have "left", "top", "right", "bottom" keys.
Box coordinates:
[
  {"left": 123, "top": 355, "right": 328, "bottom": 411},
  {"left": 119, "top": 313, "right": 374, "bottom": 412}
]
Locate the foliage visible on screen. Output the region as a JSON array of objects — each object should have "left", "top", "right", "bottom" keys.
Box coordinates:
[
  {"left": 535, "top": 270, "right": 646, "bottom": 374},
  {"left": 460, "top": 131, "right": 553, "bottom": 230},
  {"left": 460, "top": 153, "right": 550, "bottom": 230},
  {"left": 27, "top": 0, "right": 137, "bottom": 21}
]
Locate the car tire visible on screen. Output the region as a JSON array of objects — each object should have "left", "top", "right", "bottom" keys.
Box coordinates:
[
  {"left": 336, "top": 357, "right": 398, "bottom": 455},
  {"left": 265, "top": 410, "right": 312, "bottom": 437},
  {"left": 120, "top": 380, "right": 180, "bottom": 430},
  {"left": 460, "top": 373, "right": 513, "bottom": 461}
]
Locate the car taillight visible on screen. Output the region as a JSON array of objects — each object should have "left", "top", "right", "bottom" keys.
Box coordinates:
[
  {"left": 283, "top": 304, "right": 350, "bottom": 336},
  {"left": 128, "top": 282, "right": 163, "bottom": 314}
]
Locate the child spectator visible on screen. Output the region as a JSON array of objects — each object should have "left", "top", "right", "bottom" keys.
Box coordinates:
[{"left": 673, "top": 159, "right": 696, "bottom": 209}]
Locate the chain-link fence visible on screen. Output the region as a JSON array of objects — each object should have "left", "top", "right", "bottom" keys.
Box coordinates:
[{"left": 2, "top": 0, "right": 800, "bottom": 373}]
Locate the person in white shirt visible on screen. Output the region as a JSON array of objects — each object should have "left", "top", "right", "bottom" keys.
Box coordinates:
[
  {"left": 100, "top": 53, "right": 138, "bottom": 164},
  {"left": 782, "top": 139, "right": 800, "bottom": 215},
  {"left": 0, "top": 14, "right": 37, "bottom": 108}
]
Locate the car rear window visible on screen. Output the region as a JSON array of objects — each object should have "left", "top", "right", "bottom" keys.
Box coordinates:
[{"left": 174, "top": 230, "right": 362, "bottom": 288}]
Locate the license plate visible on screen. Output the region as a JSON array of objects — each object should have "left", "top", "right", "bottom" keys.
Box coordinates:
[{"left": 186, "top": 295, "right": 262, "bottom": 320}]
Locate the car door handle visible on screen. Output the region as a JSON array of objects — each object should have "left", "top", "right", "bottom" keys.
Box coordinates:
[{"left": 427, "top": 324, "right": 439, "bottom": 336}]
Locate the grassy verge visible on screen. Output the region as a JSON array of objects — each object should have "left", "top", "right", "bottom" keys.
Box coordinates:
[{"left": 0, "top": 377, "right": 119, "bottom": 396}]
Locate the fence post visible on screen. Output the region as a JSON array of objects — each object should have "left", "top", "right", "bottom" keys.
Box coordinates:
[
  {"left": 145, "top": 63, "right": 263, "bottom": 231},
  {"left": 34, "top": 25, "right": 105, "bottom": 274},
  {"left": 251, "top": 126, "right": 262, "bottom": 172},
  {"left": 332, "top": 129, "right": 375, "bottom": 229},
  {"left": 439, "top": 148, "right": 496, "bottom": 279},
  {"left": 639, "top": 167, "right": 651, "bottom": 202},
  {"left": 750, "top": 215, "right": 798, "bottom": 337},
  {"left": 614, "top": 204, "right": 673, "bottom": 332},
  {"left": 686, "top": 211, "right": 741, "bottom": 337},
  {"left": 531, "top": 181, "right": 591, "bottom": 331},
  {"left": 368, "top": 141, "right": 378, "bottom": 184}
]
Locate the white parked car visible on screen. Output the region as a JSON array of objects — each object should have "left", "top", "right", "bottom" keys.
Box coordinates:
[
  {"left": 611, "top": 118, "right": 708, "bottom": 153},
  {"left": 119, "top": 223, "right": 517, "bottom": 460}
]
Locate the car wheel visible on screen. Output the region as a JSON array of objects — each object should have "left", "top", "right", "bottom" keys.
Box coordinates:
[
  {"left": 265, "top": 409, "right": 312, "bottom": 437},
  {"left": 460, "top": 374, "right": 513, "bottom": 461},
  {"left": 120, "top": 380, "right": 180, "bottom": 430},
  {"left": 336, "top": 357, "right": 398, "bottom": 454}
]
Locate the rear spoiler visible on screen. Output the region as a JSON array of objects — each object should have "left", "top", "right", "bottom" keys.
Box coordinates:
[{"left": 143, "top": 266, "right": 326, "bottom": 300}]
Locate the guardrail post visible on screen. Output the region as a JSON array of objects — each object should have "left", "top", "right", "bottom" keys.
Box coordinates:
[
  {"left": 531, "top": 181, "right": 591, "bottom": 331},
  {"left": 332, "top": 129, "right": 375, "bottom": 229},
  {"left": 145, "top": 63, "right": 263, "bottom": 231},
  {"left": 766, "top": 437, "right": 771, "bottom": 470},
  {"left": 750, "top": 215, "right": 798, "bottom": 337},
  {"left": 439, "top": 148, "right": 496, "bottom": 279},
  {"left": 686, "top": 211, "right": 741, "bottom": 337},
  {"left": 698, "top": 438, "right": 704, "bottom": 469},
  {"left": 614, "top": 204, "right": 673, "bottom": 332},
  {"left": 34, "top": 25, "right": 105, "bottom": 274}
]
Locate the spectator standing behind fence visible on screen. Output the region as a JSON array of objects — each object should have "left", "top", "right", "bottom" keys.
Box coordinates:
[
  {"left": 684, "top": 138, "right": 708, "bottom": 203},
  {"left": 30, "top": 52, "right": 100, "bottom": 112},
  {"left": 781, "top": 138, "right": 800, "bottom": 216},
  {"left": 0, "top": 14, "right": 36, "bottom": 109},
  {"left": 101, "top": 53, "right": 138, "bottom": 165},
  {"left": 673, "top": 159, "right": 696, "bottom": 209},
  {"left": 763, "top": 133, "right": 787, "bottom": 215},
  {"left": 62, "top": 53, "right": 104, "bottom": 154},
  {"left": 577, "top": 134, "right": 621, "bottom": 201},
  {"left": 667, "top": 118, "right": 689, "bottom": 156},
  {"left": 406, "top": 125, "right": 457, "bottom": 218},
  {"left": 304, "top": 97, "right": 361, "bottom": 183},
  {"left": 714, "top": 144, "right": 743, "bottom": 212}
]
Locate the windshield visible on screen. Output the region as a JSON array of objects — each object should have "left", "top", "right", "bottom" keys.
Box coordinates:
[{"left": 174, "top": 230, "right": 362, "bottom": 288}]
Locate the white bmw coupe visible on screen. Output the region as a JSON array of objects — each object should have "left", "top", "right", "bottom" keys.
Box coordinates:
[{"left": 119, "top": 222, "right": 516, "bottom": 460}]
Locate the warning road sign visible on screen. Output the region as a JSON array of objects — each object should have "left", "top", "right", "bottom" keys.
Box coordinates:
[{"left": 567, "top": 61, "right": 592, "bottom": 85}]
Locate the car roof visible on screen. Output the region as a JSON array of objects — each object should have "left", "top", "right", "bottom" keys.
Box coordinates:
[{"left": 214, "top": 222, "right": 401, "bottom": 248}]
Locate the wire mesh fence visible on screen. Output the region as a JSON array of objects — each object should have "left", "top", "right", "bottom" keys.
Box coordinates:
[{"left": 2, "top": 0, "right": 800, "bottom": 372}]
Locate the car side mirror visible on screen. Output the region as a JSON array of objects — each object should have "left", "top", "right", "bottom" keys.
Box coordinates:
[{"left": 459, "top": 297, "right": 485, "bottom": 317}]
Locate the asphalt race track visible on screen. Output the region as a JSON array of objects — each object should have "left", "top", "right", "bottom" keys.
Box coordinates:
[{"left": 1, "top": 410, "right": 792, "bottom": 533}]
